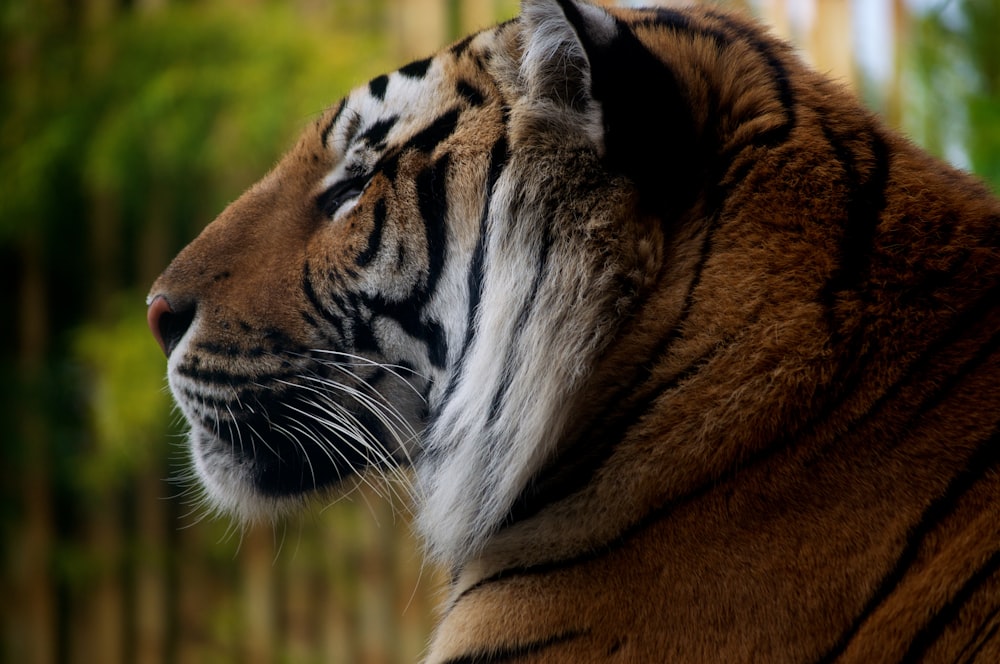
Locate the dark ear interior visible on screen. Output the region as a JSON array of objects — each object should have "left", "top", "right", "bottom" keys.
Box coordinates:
[{"left": 536, "top": 0, "right": 702, "bottom": 220}]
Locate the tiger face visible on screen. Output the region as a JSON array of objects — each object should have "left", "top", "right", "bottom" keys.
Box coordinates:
[
  {"left": 147, "top": 42, "right": 497, "bottom": 514},
  {"left": 149, "top": 0, "right": 650, "bottom": 561}
]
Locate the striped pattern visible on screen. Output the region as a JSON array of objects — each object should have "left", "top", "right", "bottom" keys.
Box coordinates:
[{"left": 146, "top": 0, "right": 1000, "bottom": 661}]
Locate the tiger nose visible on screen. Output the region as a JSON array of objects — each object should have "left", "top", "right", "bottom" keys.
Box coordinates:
[{"left": 147, "top": 294, "right": 195, "bottom": 358}]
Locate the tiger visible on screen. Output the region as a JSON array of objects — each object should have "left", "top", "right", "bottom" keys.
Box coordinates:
[{"left": 147, "top": 0, "right": 1000, "bottom": 661}]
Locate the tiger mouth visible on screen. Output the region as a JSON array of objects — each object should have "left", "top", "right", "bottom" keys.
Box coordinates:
[
  {"left": 174, "top": 359, "right": 423, "bottom": 504},
  {"left": 194, "top": 391, "right": 398, "bottom": 496}
]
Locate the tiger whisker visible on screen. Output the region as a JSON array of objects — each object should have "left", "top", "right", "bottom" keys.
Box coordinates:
[
  {"left": 302, "top": 348, "right": 429, "bottom": 403},
  {"left": 297, "top": 386, "right": 418, "bottom": 505},
  {"left": 280, "top": 394, "right": 414, "bottom": 509},
  {"left": 279, "top": 370, "right": 420, "bottom": 461},
  {"left": 298, "top": 373, "right": 421, "bottom": 456},
  {"left": 278, "top": 396, "right": 395, "bottom": 495}
]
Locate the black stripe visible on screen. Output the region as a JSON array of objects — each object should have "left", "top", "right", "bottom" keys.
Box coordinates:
[
  {"left": 456, "top": 79, "right": 485, "bottom": 107},
  {"left": 646, "top": 7, "right": 699, "bottom": 33},
  {"left": 342, "top": 111, "right": 362, "bottom": 148},
  {"left": 301, "top": 261, "right": 346, "bottom": 340},
  {"left": 903, "top": 550, "right": 1000, "bottom": 662},
  {"left": 817, "top": 426, "right": 1000, "bottom": 663},
  {"left": 360, "top": 294, "right": 448, "bottom": 369},
  {"left": 328, "top": 291, "right": 350, "bottom": 318},
  {"left": 820, "top": 129, "right": 891, "bottom": 336},
  {"left": 368, "top": 74, "right": 389, "bottom": 100},
  {"left": 360, "top": 116, "right": 398, "bottom": 148},
  {"left": 356, "top": 198, "right": 386, "bottom": 267},
  {"left": 450, "top": 34, "right": 474, "bottom": 58},
  {"left": 321, "top": 100, "right": 346, "bottom": 147},
  {"left": 466, "top": 136, "right": 509, "bottom": 345},
  {"left": 176, "top": 364, "right": 257, "bottom": 387},
  {"left": 959, "top": 609, "right": 1000, "bottom": 664},
  {"left": 905, "top": 322, "right": 1000, "bottom": 424},
  {"left": 194, "top": 341, "right": 267, "bottom": 361},
  {"left": 899, "top": 246, "right": 974, "bottom": 310},
  {"left": 438, "top": 135, "right": 509, "bottom": 415},
  {"left": 399, "top": 56, "right": 432, "bottom": 79},
  {"left": 969, "top": 625, "right": 1000, "bottom": 663},
  {"left": 703, "top": 9, "right": 797, "bottom": 149},
  {"left": 299, "top": 309, "right": 318, "bottom": 330},
  {"left": 819, "top": 287, "right": 1000, "bottom": 468},
  {"left": 416, "top": 154, "right": 451, "bottom": 298},
  {"left": 638, "top": 6, "right": 797, "bottom": 200},
  {"left": 409, "top": 109, "right": 461, "bottom": 155},
  {"left": 181, "top": 371, "right": 310, "bottom": 412},
  {"left": 375, "top": 151, "right": 400, "bottom": 182},
  {"left": 193, "top": 341, "right": 242, "bottom": 357},
  {"left": 440, "top": 630, "right": 588, "bottom": 664},
  {"left": 351, "top": 314, "right": 381, "bottom": 357},
  {"left": 179, "top": 386, "right": 272, "bottom": 412},
  {"left": 761, "top": 126, "right": 890, "bottom": 471},
  {"left": 424, "top": 319, "right": 448, "bottom": 368}
]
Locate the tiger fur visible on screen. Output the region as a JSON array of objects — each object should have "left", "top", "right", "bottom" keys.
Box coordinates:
[{"left": 147, "top": 0, "right": 1000, "bottom": 661}]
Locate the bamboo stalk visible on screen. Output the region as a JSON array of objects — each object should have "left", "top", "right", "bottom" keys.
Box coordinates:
[
  {"left": 887, "top": 0, "right": 908, "bottom": 129},
  {"left": 242, "top": 523, "right": 276, "bottom": 664},
  {"left": 72, "top": 502, "right": 125, "bottom": 664},
  {"left": 134, "top": 465, "right": 167, "bottom": 664},
  {"left": 810, "top": 0, "right": 854, "bottom": 87},
  {"left": 389, "top": 0, "right": 448, "bottom": 59},
  {"left": 8, "top": 231, "right": 56, "bottom": 664}
]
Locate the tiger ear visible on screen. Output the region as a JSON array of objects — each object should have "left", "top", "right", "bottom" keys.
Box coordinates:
[
  {"left": 518, "top": 0, "right": 618, "bottom": 149},
  {"left": 520, "top": 0, "right": 699, "bottom": 220}
]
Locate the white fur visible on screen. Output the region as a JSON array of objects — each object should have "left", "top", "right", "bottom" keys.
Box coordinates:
[{"left": 414, "top": 2, "right": 614, "bottom": 564}]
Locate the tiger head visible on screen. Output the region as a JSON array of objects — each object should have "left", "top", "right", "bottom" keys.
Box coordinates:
[
  {"left": 151, "top": 0, "right": 1000, "bottom": 657},
  {"left": 149, "top": 0, "right": 671, "bottom": 563}
]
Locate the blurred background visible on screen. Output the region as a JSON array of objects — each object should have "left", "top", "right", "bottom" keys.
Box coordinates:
[{"left": 2, "top": 0, "right": 998, "bottom": 662}]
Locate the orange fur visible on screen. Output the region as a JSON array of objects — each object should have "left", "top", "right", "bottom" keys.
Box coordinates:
[{"left": 149, "top": 3, "right": 1000, "bottom": 661}]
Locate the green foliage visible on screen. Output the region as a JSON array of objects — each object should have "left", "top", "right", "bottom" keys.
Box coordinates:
[
  {"left": 0, "top": 3, "right": 394, "bottom": 245},
  {"left": 72, "top": 294, "right": 172, "bottom": 488},
  {"left": 909, "top": 0, "right": 1000, "bottom": 191}
]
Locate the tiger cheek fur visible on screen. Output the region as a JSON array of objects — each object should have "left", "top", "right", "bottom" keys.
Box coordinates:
[{"left": 148, "top": 0, "right": 1000, "bottom": 661}]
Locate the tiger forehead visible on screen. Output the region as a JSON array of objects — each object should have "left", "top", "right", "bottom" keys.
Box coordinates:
[{"left": 321, "top": 34, "right": 500, "bottom": 158}]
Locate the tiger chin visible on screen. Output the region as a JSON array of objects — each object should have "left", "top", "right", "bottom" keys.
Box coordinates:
[{"left": 148, "top": 0, "right": 1000, "bottom": 661}]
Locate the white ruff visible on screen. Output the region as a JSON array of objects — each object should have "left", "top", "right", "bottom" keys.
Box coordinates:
[
  {"left": 416, "top": 175, "right": 596, "bottom": 564},
  {"left": 413, "top": 0, "right": 613, "bottom": 565}
]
